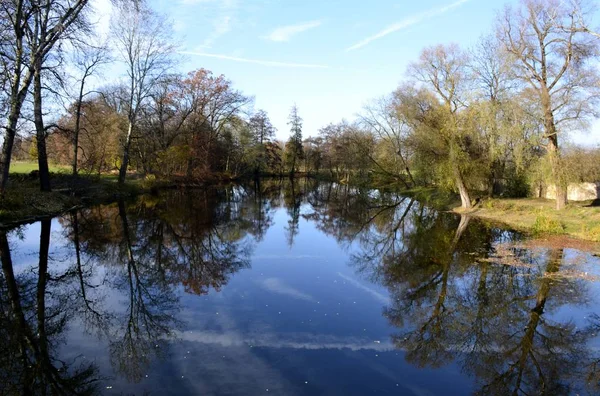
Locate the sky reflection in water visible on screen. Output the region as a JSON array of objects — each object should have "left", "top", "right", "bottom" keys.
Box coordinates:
[{"left": 1, "top": 179, "right": 600, "bottom": 395}]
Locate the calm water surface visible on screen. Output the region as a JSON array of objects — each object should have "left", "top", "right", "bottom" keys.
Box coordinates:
[{"left": 2, "top": 179, "right": 600, "bottom": 395}]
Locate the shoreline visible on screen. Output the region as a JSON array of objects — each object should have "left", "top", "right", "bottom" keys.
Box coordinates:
[
  {"left": 452, "top": 198, "right": 600, "bottom": 243},
  {"left": 0, "top": 174, "right": 235, "bottom": 229},
  {"left": 4, "top": 175, "right": 600, "bottom": 245},
  {"left": 0, "top": 172, "right": 320, "bottom": 229}
]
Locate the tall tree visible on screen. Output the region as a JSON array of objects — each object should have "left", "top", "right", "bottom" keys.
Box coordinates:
[
  {"left": 111, "top": 0, "right": 174, "bottom": 185},
  {"left": 408, "top": 44, "right": 475, "bottom": 209},
  {"left": 249, "top": 109, "right": 275, "bottom": 145},
  {"left": 70, "top": 43, "right": 109, "bottom": 176},
  {"left": 29, "top": 0, "right": 93, "bottom": 191},
  {"left": 285, "top": 104, "right": 303, "bottom": 175},
  {"left": 0, "top": 0, "right": 91, "bottom": 193},
  {"left": 248, "top": 109, "right": 276, "bottom": 174},
  {"left": 179, "top": 69, "right": 249, "bottom": 177},
  {"left": 470, "top": 34, "right": 539, "bottom": 197},
  {"left": 497, "top": 0, "right": 600, "bottom": 209}
]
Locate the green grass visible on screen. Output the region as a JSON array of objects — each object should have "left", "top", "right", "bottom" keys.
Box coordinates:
[
  {"left": 460, "top": 197, "right": 600, "bottom": 242},
  {"left": 10, "top": 161, "right": 69, "bottom": 174}
]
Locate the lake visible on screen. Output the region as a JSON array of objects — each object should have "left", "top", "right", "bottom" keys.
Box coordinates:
[{"left": 2, "top": 179, "right": 600, "bottom": 395}]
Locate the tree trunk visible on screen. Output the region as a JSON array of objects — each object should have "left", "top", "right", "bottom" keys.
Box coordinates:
[
  {"left": 454, "top": 164, "right": 472, "bottom": 209},
  {"left": 0, "top": 119, "right": 18, "bottom": 195},
  {"left": 73, "top": 80, "right": 85, "bottom": 177},
  {"left": 290, "top": 153, "right": 296, "bottom": 177},
  {"left": 0, "top": 71, "right": 32, "bottom": 194},
  {"left": 548, "top": 135, "right": 567, "bottom": 210},
  {"left": 119, "top": 121, "right": 134, "bottom": 185},
  {"left": 542, "top": 91, "right": 567, "bottom": 210},
  {"left": 0, "top": 3, "right": 30, "bottom": 195},
  {"left": 33, "top": 62, "right": 51, "bottom": 192},
  {"left": 396, "top": 148, "right": 416, "bottom": 187}
]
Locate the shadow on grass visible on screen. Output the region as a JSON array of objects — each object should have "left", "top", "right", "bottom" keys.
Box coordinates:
[{"left": 588, "top": 199, "right": 600, "bottom": 207}]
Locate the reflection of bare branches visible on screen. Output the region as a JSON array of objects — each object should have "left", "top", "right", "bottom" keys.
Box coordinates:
[
  {"left": 325, "top": 185, "right": 600, "bottom": 395},
  {"left": 110, "top": 200, "right": 181, "bottom": 383},
  {"left": 69, "top": 213, "right": 112, "bottom": 337},
  {"left": 0, "top": 226, "right": 100, "bottom": 395}
]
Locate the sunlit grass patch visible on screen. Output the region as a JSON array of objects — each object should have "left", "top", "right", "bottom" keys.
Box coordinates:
[
  {"left": 10, "top": 161, "right": 69, "bottom": 174},
  {"left": 458, "top": 197, "right": 600, "bottom": 242}
]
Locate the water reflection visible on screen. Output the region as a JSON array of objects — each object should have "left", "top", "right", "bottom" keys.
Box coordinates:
[
  {"left": 1, "top": 179, "right": 599, "bottom": 395},
  {"left": 0, "top": 222, "right": 99, "bottom": 394},
  {"left": 336, "top": 190, "right": 600, "bottom": 395}
]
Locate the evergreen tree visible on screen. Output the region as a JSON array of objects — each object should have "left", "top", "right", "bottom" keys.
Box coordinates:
[{"left": 285, "top": 104, "right": 304, "bottom": 175}]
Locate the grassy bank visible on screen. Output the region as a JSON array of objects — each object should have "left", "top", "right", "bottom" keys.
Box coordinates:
[
  {"left": 6, "top": 163, "right": 600, "bottom": 243},
  {"left": 455, "top": 198, "right": 600, "bottom": 242},
  {"left": 0, "top": 162, "right": 247, "bottom": 227},
  {"left": 395, "top": 185, "right": 600, "bottom": 242},
  {"left": 393, "top": 184, "right": 600, "bottom": 242},
  {"left": 0, "top": 172, "right": 148, "bottom": 227}
]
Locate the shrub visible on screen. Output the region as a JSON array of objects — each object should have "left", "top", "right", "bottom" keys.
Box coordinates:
[
  {"left": 583, "top": 224, "right": 600, "bottom": 242},
  {"left": 532, "top": 214, "right": 565, "bottom": 235}
]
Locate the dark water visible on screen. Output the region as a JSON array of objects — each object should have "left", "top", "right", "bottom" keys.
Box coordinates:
[{"left": 2, "top": 179, "right": 600, "bottom": 395}]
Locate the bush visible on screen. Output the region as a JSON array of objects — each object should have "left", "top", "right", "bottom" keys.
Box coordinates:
[
  {"left": 532, "top": 214, "right": 565, "bottom": 235},
  {"left": 483, "top": 199, "right": 495, "bottom": 209},
  {"left": 583, "top": 224, "right": 600, "bottom": 242}
]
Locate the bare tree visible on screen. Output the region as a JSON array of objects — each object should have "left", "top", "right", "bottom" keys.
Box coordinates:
[
  {"left": 249, "top": 109, "right": 275, "bottom": 146},
  {"left": 28, "top": 0, "right": 90, "bottom": 191},
  {"left": 359, "top": 93, "right": 416, "bottom": 187},
  {"left": 70, "top": 42, "right": 110, "bottom": 176},
  {"left": 111, "top": 0, "right": 174, "bottom": 185},
  {"left": 497, "top": 0, "right": 600, "bottom": 209},
  {"left": 0, "top": 0, "right": 91, "bottom": 193}
]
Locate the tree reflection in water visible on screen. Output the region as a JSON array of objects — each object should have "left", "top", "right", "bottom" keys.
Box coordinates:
[
  {"left": 0, "top": 222, "right": 99, "bottom": 395},
  {"left": 1, "top": 186, "right": 263, "bottom": 391},
  {"left": 318, "top": 184, "right": 600, "bottom": 395},
  {"left": 0, "top": 180, "right": 599, "bottom": 395},
  {"left": 68, "top": 189, "right": 260, "bottom": 381}
]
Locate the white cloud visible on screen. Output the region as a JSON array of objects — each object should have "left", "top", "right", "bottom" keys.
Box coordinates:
[
  {"left": 337, "top": 272, "right": 388, "bottom": 304},
  {"left": 180, "top": 50, "right": 330, "bottom": 68},
  {"left": 175, "top": 330, "right": 396, "bottom": 351},
  {"left": 261, "top": 278, "right": 315, "bottom": 301},
  {"left": 262, "top": 20, "right": 323, "bottom": 42},
  {"left": 203, "top": 15, "right": 233, "bottom": 47},
  {"left": 181, "top": 0, "right": 239, "bottom": 49},
  {"left": 173, "top": 19, "right": 187, "bottom": 32},
  {"left": 346, "top": 0, "right": 470, "bottom": 51}
]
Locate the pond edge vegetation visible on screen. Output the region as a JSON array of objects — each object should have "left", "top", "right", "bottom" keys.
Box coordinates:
[{"left": 2, "top": 0, "right": 600, "bottom": 243}]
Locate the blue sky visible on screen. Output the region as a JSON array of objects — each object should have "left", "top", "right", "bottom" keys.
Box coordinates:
[{"left": 96, "top": 0, "right": 600, "bottom": 144}]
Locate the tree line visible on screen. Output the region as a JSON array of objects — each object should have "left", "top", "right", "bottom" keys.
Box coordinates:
[
  {"left": 315, "top": 0, "right": 600, "bottom": 210},
  {"left": 2, "top": 0, "right": 600, "bottom": 211}
]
